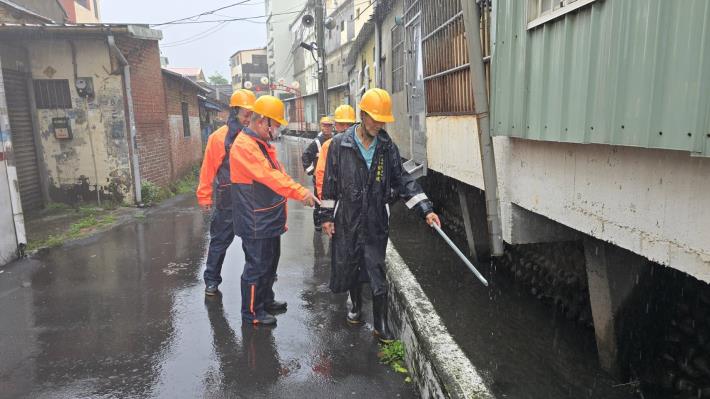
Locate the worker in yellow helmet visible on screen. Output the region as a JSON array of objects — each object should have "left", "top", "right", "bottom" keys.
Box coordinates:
[
  {"left": 319, "top": 89, "right": 441, "bottom": 342},
  {"left": 301, "top": 115, "right": 335, "bottom": 230},
  {"left": 230, "top": 95, "right": 319, "bottom": 326},
  {"left": 314, "top": 104, "right": 356, "bottom": 199},
  {"left": 196, "top": 89, "right": 256, "bottom": 296}
]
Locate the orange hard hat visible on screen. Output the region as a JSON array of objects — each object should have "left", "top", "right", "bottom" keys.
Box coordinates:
[
  {"left": 333, "top": 104, "right": 356, "bottom": 123},
  {"left": 252, "top": 95, "right": 288, "bottom": 126},
  {"left": 320, "top": 116, "right": 334, "bottom": 125},
  {"left": 230, "top": 89, "right": 256, "bottom": 109}
]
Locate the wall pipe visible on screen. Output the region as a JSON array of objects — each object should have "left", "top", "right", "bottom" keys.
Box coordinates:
[
  {"left": 107, "top": 34, "right": 142, "bottom": 205},
  {"left": 461, "top": 0, "right": 504, "bottom": 256}
]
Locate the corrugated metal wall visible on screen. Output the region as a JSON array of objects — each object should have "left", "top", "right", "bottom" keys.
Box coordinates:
[{"left": 491, "top": 0, "right": 710, "bottom": 156}]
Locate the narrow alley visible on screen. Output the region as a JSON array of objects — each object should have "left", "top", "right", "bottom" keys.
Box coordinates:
[{"left": 0, "top": 138, "right": 415, "bottom": 399}]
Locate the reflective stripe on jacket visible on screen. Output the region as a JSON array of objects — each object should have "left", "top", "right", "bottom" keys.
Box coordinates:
[
  {"left": 230, "top": 127, "right": 309, "bottom": 239},
  {"left": 314, "top": 138, "right": 332, "bottom": 199},
  {"left": 319, "top": 125, "right": 434, "bottom": 293},
  {"left": 302, "top": 133, "right": 329, "bottom": 176}
]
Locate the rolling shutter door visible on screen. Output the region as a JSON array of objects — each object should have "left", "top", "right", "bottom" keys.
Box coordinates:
[{"left": 3, "top": 69, "right": 43, "bottom": 211}]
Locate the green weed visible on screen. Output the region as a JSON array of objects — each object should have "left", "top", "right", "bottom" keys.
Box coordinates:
[
  {"left": 27, "top": 213, "right": 119, "bottom": 251},
  {"left": 378, "top": 340, "right": 411, "bottom": 382}
]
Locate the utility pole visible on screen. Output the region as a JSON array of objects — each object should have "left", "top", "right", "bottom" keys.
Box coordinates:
[{"left": 314, "top": 0, "right": 328, "bottom": 119}]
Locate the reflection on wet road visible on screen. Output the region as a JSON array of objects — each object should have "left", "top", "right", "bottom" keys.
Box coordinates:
[{"left": 0, "top": 137, "right": 414, "bottom": 398}]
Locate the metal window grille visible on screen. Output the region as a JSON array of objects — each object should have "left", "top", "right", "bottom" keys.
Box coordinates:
[
  {"left": 181, "top": 102, "right": 191, "bottom": 137},
  {"left": 391, "top": 24, "right": 404, "bottom": 93},
  {"left": 33, "top": 79, "right": 72, "bottom": 109},
  {"left": 422, "top": 0, "right": 474, "bottom": 115}
]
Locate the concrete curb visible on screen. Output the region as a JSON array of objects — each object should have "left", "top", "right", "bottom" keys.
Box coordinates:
[{"left": 386, "top": 241, "right": 494, "bottom": 399}]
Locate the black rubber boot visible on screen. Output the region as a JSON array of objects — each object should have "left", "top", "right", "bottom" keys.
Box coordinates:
[
  {"left": 265, "top": 299, "right": 287, "bottom": 313},
  {"left": 347, "top": 285, "right": 363, "bottom": 324},
  {"left": 372, "top": 293, "right": 394, "bottom": 343}
]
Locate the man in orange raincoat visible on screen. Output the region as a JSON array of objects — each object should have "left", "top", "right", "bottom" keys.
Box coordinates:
[
  {"left": 196, "top": 89, "right": 256, "bottom": 296},
  {"left": 314, "top": 104, "right": 356, "bottom": 199},
  {"left": 230, "top": 95, "right": 319, "bottom": 325}
]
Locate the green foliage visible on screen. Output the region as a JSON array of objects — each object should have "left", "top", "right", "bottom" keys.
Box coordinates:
[
  {"left": 378, "top": 340, "right": 411, "bottom": 382},
  {"left": 26, "top": 213, "right": 117, "bottom": 251},
  {"left": 141, "top": 181, "right": 171, "bottom": 206},
  {"left": 208, "top": 72, "right": 229, "bottom": 85}
]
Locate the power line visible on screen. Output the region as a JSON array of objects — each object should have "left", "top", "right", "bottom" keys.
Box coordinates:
[
  {"left": 161, "top": 22, "right": 230, "bottom": 47},
  {"left": 151, "top": 0, "right": 257, "bottom": 27},
  {"left": 152, "top": 10, "right": 301, "bottom": 26}
]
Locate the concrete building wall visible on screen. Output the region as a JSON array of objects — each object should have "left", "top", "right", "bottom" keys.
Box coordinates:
[
  {"left": 497, "top": 139, "right": 710, "bottom": 283},
  {"left": 8, "top": 0, "right": 67, "bottom": 22},
  {"left": 265, "top": 0, "right": 307, "bottom": 90},
  {"left": 24, "top": 38, "right": 132, "bottom": 203},
  {"left": 0, "top": 63, "right": 22, "bottom": 265},
  {"left": 431, "top": 120, "right": 710, "bottom": 283},
  {"left": 116, "top": 37, "right": 171, "bottom": 187},
  {"left": 73, "top": 0, "right": 99, "bottom": 23},
  {"left": 163, "top": 76, "right": 202, "bottom": 180},
  {"left": 379, "top": 0, "right": 411, "bottom": 159},
  {"left": 0, "top": 2, "right": 49, "bottom": 23},
  {"left": 230, "top": 48, "right": 268, "bottom": 91},
  {"left": 425, "top": 116, "right": 483, "bottom": 189}
]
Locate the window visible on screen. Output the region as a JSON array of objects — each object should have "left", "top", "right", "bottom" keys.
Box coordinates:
[
  {"left": 391, "top": 24, "right": 404, "bottom": 93},
  {"left": 76, "top": 0, "right": 90, "bottom": 9},
  {"left": 340, "top": 20, "right": 345, "bottom": 31},
  {"left": 527, "top": 0, "right": 596, "bottom": 29},
  {"left": 181, "top": 102, "right": 191, "bottom": 137},
  {"left": 253, "top": 54, "right": 267, "bottom": 65},
  {"left": 422, "top": 0, "right": 474, "bottom": 115},
  {"left": 33, "top": 79, "right": 72, "bottom": 109}
]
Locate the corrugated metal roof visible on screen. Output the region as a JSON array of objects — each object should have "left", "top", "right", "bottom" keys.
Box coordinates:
[{"left": 491, "top": 0, "right": 710, "bottom": 156}]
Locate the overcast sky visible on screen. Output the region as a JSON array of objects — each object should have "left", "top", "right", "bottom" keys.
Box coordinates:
[{"left": 101, "top": 0, "right": 269, "bottom": 81}]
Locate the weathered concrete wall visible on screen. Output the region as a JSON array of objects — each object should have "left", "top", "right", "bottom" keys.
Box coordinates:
[
  {"left": 497, "top": 138, "right": 710, "bottom": 283},
  {"left": 426, "top": 116, "right": 484, "bottom": 189},
  {"left": 424, "top": 117, "right": 710, "bottom": 283},
  {"left": 0, "top": 57, "right": 26, "bottom": 265},
  {"left": 386, "top": 241, "right": 494, "bottom": 399},
  {"left": 163, "top": 76, "right": 202, "bottom": 180},
  {"left": 25, "top": 38, "right": 132, "bottom": 204}
]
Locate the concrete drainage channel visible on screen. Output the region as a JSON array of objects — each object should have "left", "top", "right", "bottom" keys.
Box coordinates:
[{"left": 386, "top": 241, "right": 494, "bottom": 399}]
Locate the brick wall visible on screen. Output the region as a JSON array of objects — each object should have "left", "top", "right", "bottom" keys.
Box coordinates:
[
  {"left": 116, "top": 37, "right": 172, "bottom": 187},
  {"left": 162, "top": 74, "right": 203, "bottom": 180}
]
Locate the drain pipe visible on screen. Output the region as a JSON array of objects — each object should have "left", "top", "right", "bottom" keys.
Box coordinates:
[
  {"left": 461, "top": 1, "right": 504, "bottom": 256},
  {"left": 107, "top": 35, "right": 142, "bottom": 204}
]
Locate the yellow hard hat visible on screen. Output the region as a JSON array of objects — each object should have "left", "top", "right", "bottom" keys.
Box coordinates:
[
  {"left": 333, "top": 104, "right": 356, "bottom": 123},
  {"left": 230, "top": 89, "right": 256, "bottom": 109},
  {"left": 359, "top": 88, "right": 394, "bottom": 123},
  {"left": 320, "top": 116, "right": 334, "bottom": 125},
  {"left": 252, "top": 95, "right": 288, "bottom": 126}
]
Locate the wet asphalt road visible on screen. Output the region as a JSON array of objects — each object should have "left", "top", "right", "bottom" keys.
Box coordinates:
[{"left": 0, "top": 137, "right": 415, "bottom": 399}]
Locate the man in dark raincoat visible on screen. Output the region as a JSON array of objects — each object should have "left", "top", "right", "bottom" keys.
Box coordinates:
[
  {"left": 301, "top": 116, "right": 335, "bottom": 231},
  {"left": 319, "top": 88, "right": 441, "bottom": 342}
]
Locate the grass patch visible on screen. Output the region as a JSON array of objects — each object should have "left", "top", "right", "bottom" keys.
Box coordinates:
[
  {"left": 26, "top": 212, "right": 119, "bottom": 251},
  {"left": 378, "top": 340, "right": 411, "bottom": 383},
  {"left": 141, "top": 166, "right": 198, "bottom": 206}
]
